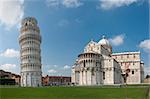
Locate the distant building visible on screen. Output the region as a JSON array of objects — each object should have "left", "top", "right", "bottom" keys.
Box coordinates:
[
  {"left": 0, "top": 70, "right": 12, "bottom": 79},
  {"left": 0, "top": 70, "right": 21, "bottom": 85},
  {"left": 42, "top": 75, "right": 71, "bottom": 86},
  {"left": 71, "top": 36, "right": 144, "bottom": 85},
  {"left": 11, "top": 74, "right": 21, "bottom": 85}
]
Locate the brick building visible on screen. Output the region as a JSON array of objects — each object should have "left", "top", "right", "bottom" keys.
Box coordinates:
[{"left": 42, "top": 75, "right": 71, "bottom": 86}]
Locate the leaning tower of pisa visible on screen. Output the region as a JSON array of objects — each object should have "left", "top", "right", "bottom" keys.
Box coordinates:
[{"left": 19, "top": 17, "right": 42, "bottom": 87}]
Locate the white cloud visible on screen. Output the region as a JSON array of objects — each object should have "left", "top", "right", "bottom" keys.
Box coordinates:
[
  {"left": 0, "top": 64, "right": 16, "bottom": 72},
  {"left": 109, "top": 34, "right": 124, "bottom": 46},
  {"left": 139, "top": 39, "right": 150, "bottom": 53},
  {"left": 46, "top": 0, "right": 83, "bottom": 8},
  {"left": 62, "top": 0, "right": 83, "bottom": 8},
  {"left": 53, "top": 65, "right": 58, "bottom": 67},
  {"left": 45, "top": 64, "right": 71, "bottom": 76},
  {"left": 0, "top": 0, "right": 24, "bottom": 30},
  {"left": 44, "top": 64, "right": 58, "bottom": 68},
  {"left": 46, "top": 0, "right": 60, "bottom": 7},
  {"left": 58, "top": 19, "right": 69, "bottom": 27},
  {"left": 0, "top": 49, "right": 19, "bottom": 58},
  {"left": 48, "top": 69, "right": 57, "bottom": 73},
  {"left": 64, "top": 65, "right": 70, "bottom": 69},
  {"left": 99, "top": 0, "right": 138, "bottom": 10}
]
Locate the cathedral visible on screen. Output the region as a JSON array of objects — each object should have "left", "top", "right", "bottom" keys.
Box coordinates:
[{"left": 71, "top": 36, "right": 144, "bottom": 85}]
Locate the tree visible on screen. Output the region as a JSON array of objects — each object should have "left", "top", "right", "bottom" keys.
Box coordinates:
[{"left": 145, "top": 75, "right": 150, "bottom": 79}]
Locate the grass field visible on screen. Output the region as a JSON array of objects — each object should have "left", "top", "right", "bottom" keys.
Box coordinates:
[{"left": 0, "top": 86, "right": 149, "bottom": 99}]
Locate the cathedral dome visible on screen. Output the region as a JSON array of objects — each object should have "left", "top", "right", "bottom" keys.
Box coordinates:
[{"left": 98, "top": 35, "right": 111, "bottom": 46}]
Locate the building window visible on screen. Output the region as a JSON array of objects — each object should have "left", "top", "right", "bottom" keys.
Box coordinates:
[
  {"left": 103, "top": 72, "right": 105, "bottom": 80},
  {"left": 132, "top": 70, "right": 134, "bottom": 74},
  {"left": 96, "top": 62, "right": 98, "bottom": 67},
  {"left": 83, "top": 61, "right": 85, "bottom": 67},
  {"left": 121, "top": 55, "right": 123, "bottom": 59},
  {"left": 133, "top": 55, "right": 136, "bottom": 58},
  {"left": 127, "top": 55, "right": 129, "bottom": 58},
  {"left": 133, "top": 62, "right": 135, "bottom": 65},
  {"left": 92, "top": 70, "right": 94, "bottom": 76}
]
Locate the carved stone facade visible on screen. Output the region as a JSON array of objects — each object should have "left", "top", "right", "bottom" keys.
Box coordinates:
[
  {"left": 72, "top": 36, "right": 144, "bottom": 85},
  {"left": 112, "top": 52, "right": 144, "bottom": 84},
  {"left": 19, "top": 17, "right": 42, "bottom": 87}
]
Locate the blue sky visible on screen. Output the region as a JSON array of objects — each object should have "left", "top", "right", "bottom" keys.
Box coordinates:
[{"left": 0, "top": 0, "right": 149, "bottom": 76}]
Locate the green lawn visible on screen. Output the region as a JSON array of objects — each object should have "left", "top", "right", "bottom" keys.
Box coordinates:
[{"left": 0, "top": 86, "right": 149, "bottom": 99}]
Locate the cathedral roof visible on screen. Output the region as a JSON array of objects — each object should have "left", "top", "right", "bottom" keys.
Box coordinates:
[
  {"left": 98, "top": 35, "right": 111, "bottom": 46},
  {"left": 89, "top": 39, "right": 97, "bottom": 44}
]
